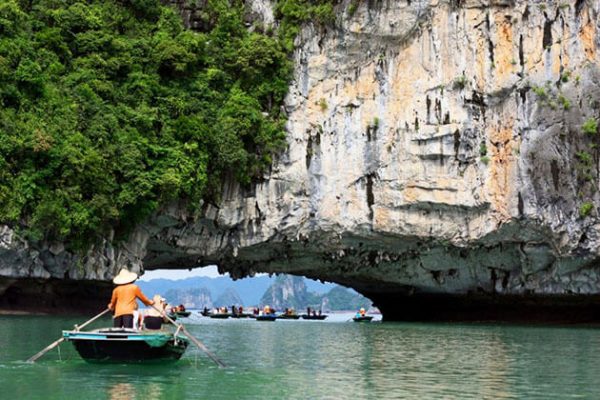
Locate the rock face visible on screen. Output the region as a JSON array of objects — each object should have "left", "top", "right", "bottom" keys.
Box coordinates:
[
  {"left": 2, "top": 0, "right": 600, "bottom": 320},
  {"left": 164, "top": 287, "right": 214, "bottom": 309},
  {"left": 214, "top": 287, "right": 244, "bottom": 308},
  {"left": 260, "top": 275, "right": 314, "bottom": 310}
]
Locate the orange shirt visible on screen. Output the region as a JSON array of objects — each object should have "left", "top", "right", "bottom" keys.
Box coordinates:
[{"left": 109, "top": 284, "right": 153, "bottom": 318}]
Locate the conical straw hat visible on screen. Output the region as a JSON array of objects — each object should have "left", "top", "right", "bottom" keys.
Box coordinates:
[{"left": 112, "top": 268, "right": 138, "bottom": 285}]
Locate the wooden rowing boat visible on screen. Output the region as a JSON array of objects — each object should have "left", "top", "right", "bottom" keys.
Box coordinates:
[
  {"left": 300, "top": 314, "right": 328, "bottom": 320},
  {"left": 174, "top": 311, "right": 191, "bottom": 318},
  {"left": 277, "top": 314, "right": 301, "bottom": 320},
  {"left": 62, "top": 328, "right": 189, "bottom": 362},
  {"left": 255, "top": 315, "right": 277, "bottom": 321},
  {"left": 209, "top": 313, "right": 230, "bottom": 319}
]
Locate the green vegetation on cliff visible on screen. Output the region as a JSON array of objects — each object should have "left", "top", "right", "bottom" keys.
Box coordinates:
[{"left": 0, "top": 0, "right": 336, "bottom": 248}]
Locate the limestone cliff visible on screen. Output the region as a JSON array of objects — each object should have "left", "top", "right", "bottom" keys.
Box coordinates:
[{"left": 2, "top": 0, "right": 600, "bottom": 320}]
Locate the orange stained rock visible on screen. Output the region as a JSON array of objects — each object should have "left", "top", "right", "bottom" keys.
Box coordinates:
[
  {"left": 487, "top": 118, "right": 519, "bottom": 220},
  {"left": 403, "top": 184, "right": 418, "bottom": 204},
  {"left": 373, "top": 206, "right": 390, "bottom": 230},
  {"left": 580, "top": 15, "right": 596, "bottom": 61},
  {"left": 493, "top": 12, "right": 516, "bottom": 81}
]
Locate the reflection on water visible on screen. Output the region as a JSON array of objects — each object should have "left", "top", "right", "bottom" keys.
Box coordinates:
[
  {"left": 108, "top": 382, "right": 163, "bottom": 400},
  {"left": 1, "top": 314, "right": 600, "bottom": 399},
  {"left": 108, "top": 382, "right": 135, "bottom": 400}
]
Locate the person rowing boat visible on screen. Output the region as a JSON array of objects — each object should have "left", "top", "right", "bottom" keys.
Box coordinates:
[{"left": 108, "top": 268, "right": 154, "bottom": 328}]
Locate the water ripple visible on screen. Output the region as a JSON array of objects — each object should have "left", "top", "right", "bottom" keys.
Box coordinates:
[{"left": 1, "top": 316, "right": 600, "bottom": 399}]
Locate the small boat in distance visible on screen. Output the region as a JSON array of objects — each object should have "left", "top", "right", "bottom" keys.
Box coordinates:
[
  {"left": 174, "top": 311, "right": 191, "bottom": 318},
  {"left": 255, "top": 314, "right": 277, "bottom": 321},
  {"left": 209, "top": 313, "right": 230, "bottom": 319},
  {"left": 277, "top": 314, "right": 301, "bottom": 320},
  {"left": 63, "top": 328, "right": 189, "bottom": 363},
  {"left": 301, "top": 314, "right": 327, "bottom": 320},
  {"left": 352, "top": 316, "right": 374, "bottom": 322},
  {"left": 278, "top": 308, "right": 301, "bottom": 319},
  {"left": 352, "top": 308, "right": 372, "bottom": 322},
  {"left": 230, "top": 313, "right": 252, "bottom": 318},
  {"left": 302, "top": 307, "right": 327, "bottom": 320}
]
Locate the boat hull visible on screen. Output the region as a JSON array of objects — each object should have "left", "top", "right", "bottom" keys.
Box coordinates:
[
  {"left": 255, "top": 315, "right": 277, "bottom": 321},
  {"left": 209, "top": 313, "right": 230, "bottom": 319},
  {"left": 175, "top": 311, "right": 191, "bottom": 318},
  {"left": 301, "top": 315, "right": 327, "bottom": 320},
  {"left": 352, "top": 316, "right": 374, "bottom": 322},
  {"left": 63, "top": 329, "right": 189, "bottom": 363},
  {"left": 230, "top": 313, "right": 252, "bottom": 318},
  {"left": 277, "top": 315, "right": 300, "bottom": 320}
]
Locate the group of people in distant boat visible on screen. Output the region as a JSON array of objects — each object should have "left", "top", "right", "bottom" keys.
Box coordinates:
[
  {"left": 107, "top": 268, "right": 169, "bottom": 331},
  {"left": 283, "top": 308, "right": 297, "bottom": 316},
  {"left": 262, "top": 305, "right": 276, "bottom": 315},
  {"left": 355, "top": 307, "right": 367, "bottom": 319},
  {"left": 232, "top": 305, "right": 244, "bottom": 315},
  {"left": 206, "top": 305, "right": 246, "bottom": 315},
  {"left": 171, "top": 304, "right": 186, "bottom": 313},
  {"left": 306, "top": 307, "right": 322, "bottom": 316}
]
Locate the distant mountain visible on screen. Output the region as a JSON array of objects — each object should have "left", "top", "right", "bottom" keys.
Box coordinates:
[
  {"left": 259, "top": 275, "right": 320, "bottom": 310},
  {"left": 259, "top": 276, "right": 371, "bottom": 311},
  {"left": 303, "top": 279, "right": 337, "bottom": 294},
  {"left": 138, "top": 275, "right": 275, "bottom": 306},
  {"left": 137, "top": 273, "right": 363, "bottom": 309},
  {"left": 214, "top": 288, "right": 243, "bottom": 307},
  {"left": 321, "top": 286, "right": 371, "bottom": 311},
  {"left": 164, "top": 287, "right": 213, "bottom": 309}
]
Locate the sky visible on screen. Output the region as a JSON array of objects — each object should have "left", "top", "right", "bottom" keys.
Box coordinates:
[{"left": 139, "top": 265, "right": 227, "bottom": 281}]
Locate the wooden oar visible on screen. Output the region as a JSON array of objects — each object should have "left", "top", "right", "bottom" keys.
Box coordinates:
[
  {"left": 27, "top": 308, "right": 111, "bottom": 363},
  {"left": 153, "top": 305, "right": 226, "bottom": 368}
]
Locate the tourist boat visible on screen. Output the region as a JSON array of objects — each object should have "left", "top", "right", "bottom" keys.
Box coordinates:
[
  {"left": 62, "top": 328, "right": 189, "bottom": 362},
  {"left": 174, "top": 311, "right": 191, "bottom": 318},
  {"left": 277, "top": 313, "right": 301, "bottom": 320},
  {"left": 352, "top": 315, "right": 374, "bottom": 322},
  {"left": 255, "top": 314, "right": 277, "bottom": 321},
  {"left": 301, "top": 314, "right": 328, "bottom": 320},
  {"left": 230, "top": 313, "right": 252, "bottom": 319},
  {"left": 209, "top": 313, "right": 230, "bottom": 319}
]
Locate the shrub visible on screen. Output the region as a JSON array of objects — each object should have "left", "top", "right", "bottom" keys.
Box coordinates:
[
  {"left": 558, "top": 94, "right": 571, "bottom": 110},
  {"left": 318, "top": 98, "right": 327, "bottom": 112},
  {"left": 576, "top": 151, "right": 593, "bottom": 166},
  {"left": 373, "top": 117, "right": 379, "bottom": 129},
  {"left": 582, "top": 118, "right": 598, "bottom": 136},
  {"left": 453, "top": 74, "right": 467, "bottom": 90},
  {"left": 348, "top": 0, "right": 359, "bottom": 17},
  {"left": 580, "top": 202, "right": 594, "bottom": 218},
  {"left": 532, "top": 85, "right": 548, "bottom": 100},
  {"left": 479, "top": 142, "right": 488, "bottom": 156}
]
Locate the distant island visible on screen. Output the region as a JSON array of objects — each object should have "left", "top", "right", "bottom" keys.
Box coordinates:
[{"left": 138, "top": 274, "right": 371, "bottom": 312}]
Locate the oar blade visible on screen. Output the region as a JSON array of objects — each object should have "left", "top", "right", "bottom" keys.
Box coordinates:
[
  {"left": 26, "top": 308, "right": 110, "bottom": 362},
  {"left": 27, "top": 337, "right": 65, "bottom": 363},
  {"left": 180, "top": 326, "right": 226, "bottom": 368},
  {"left": 158, "top": 307, "right": 226, "bottom": 368}
]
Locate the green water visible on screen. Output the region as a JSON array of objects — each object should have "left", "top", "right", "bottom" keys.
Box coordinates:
[{"left": 1, "top": 314, "right": 599, "bottom": 399}]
